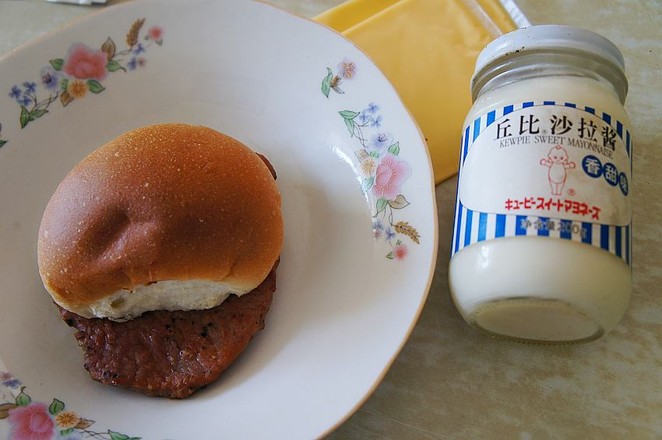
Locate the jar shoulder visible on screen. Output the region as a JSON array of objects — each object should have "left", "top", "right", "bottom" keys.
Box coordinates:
[{"left": 465, "top": 76, "right": 630, "bottom": 127}]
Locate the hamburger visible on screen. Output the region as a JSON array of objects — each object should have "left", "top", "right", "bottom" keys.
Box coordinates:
[{"left": 37, "top": 123, "right": 283, "bottom": 398}]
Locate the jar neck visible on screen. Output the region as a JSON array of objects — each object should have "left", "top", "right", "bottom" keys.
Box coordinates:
[{"left": 472, "top": 51, "right": 628, "bottom": 104}]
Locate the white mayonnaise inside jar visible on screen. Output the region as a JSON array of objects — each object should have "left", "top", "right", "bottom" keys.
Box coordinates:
[{"left": 449, "top": 25, "right": 632, "bottom": 343}]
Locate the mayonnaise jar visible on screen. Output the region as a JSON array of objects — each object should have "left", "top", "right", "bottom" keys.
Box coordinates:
[{"left": 449, "top": 26, "right": 632, "bottom": 343}]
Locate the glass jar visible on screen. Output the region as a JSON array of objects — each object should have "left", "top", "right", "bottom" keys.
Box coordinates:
[{"left": 449, "top": 25, "right": 632, "bottom": 343}]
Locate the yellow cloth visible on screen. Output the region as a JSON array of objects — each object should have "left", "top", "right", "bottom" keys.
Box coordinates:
[{"left": 316, "top": 0, "right": 517, "bottom": 184}]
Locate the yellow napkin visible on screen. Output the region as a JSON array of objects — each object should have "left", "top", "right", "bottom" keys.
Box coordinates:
[{"left": 316, "top": 0, "right": 518, "bottom": 184}]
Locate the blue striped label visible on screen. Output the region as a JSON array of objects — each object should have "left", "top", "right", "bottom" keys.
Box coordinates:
[{"left": 452, "top": 101, "right": 632, "bottom": 266}]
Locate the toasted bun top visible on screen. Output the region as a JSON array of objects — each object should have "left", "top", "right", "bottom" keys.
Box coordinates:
[{"left": 38, "top": 123, "right": 283, "bottom": 319}]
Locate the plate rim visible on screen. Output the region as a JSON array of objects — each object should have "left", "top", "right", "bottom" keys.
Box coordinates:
[{"left": 0, "top": 0, "right": 439, "bottom": 438}]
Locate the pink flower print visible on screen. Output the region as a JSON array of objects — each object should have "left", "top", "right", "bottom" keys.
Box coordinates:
[
  {"left": 393, "top": 244, "right": 408, "bottom": 260},
  {"left": 148, "top": 26, "right": 164, "bottom": 42},
  {"left": 8, "top": 403, "right": 56, "bottom": 440},
  {"left": 63, "top": 43, "right": 108, "bottom": 81},
  {"left": 372, "top": 155, "right": 411, "bottom": 200}
]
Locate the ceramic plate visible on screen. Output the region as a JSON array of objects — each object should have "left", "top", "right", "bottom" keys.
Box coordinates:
[{"left": 0, "top": 1, "right": 437, "bottom": 438}]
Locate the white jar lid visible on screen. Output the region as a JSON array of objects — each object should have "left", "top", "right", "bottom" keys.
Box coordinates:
[
  {"left": 471, "top": 25, "right": 627, "bottom": 100},
  {"left": 474, "top": 25, "right": 625, "bottom": 74}
]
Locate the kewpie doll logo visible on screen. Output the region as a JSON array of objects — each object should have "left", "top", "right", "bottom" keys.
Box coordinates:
[{"left": 540, "top": 145, "right": 575, "bottom": 195}]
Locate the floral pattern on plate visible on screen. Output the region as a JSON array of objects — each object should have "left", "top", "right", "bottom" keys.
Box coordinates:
[
  {"left": 1, "top": 371, "right": 140, "bottom": 440},
  {"left": 2, "top": 18, "right": 163, "bottom": 143},
  {"left": 322, "top": 60, "right": 421, "bottom": 260}
]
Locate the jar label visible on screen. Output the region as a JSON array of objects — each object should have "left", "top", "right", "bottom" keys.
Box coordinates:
[{"left": 452, "top": 101, "right": 632, "bottom": 265}]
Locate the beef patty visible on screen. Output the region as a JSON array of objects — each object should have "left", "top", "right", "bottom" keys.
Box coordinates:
[{"left": 58, "top": 266, "right": 277, "bottom": 399}]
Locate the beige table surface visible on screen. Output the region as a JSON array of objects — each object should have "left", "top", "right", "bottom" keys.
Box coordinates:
[{"left": 1, "top": 0, "right": 661, "bottom": 438}]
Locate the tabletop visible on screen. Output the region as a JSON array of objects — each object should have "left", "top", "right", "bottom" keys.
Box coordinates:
[{"left": 1, "top": 0, "right": 661, "bottom": 438}]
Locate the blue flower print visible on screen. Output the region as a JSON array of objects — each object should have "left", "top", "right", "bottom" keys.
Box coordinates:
[
  {"left": 358, "top": 111, "right": 372, "bottom": 125},
  {"left": 19, "top": 95, "right": 32, "bottom": 106},
  {"left": 370, "top": 114, "right": 383, "bottom": 128},
  {"left": 9, "top": 85, "right": 21, "bottom": 100},
  {"left": 0, "top": 371, "right": 21, "bottom": 388},
  {"left": 133, "top": 43, "right": 145, "bottom": 55},
  {"left": 22, "top": 81, "right": 37, "bottom": 94},
  {"left": 40, "top": 66, "right": 62, "bottom": 91},
  {"left": 369, "top": 132, "right": 393, "bottom": 154},
  {"left": 365, "top": 102, "right": 379, "bottom": 114}
]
